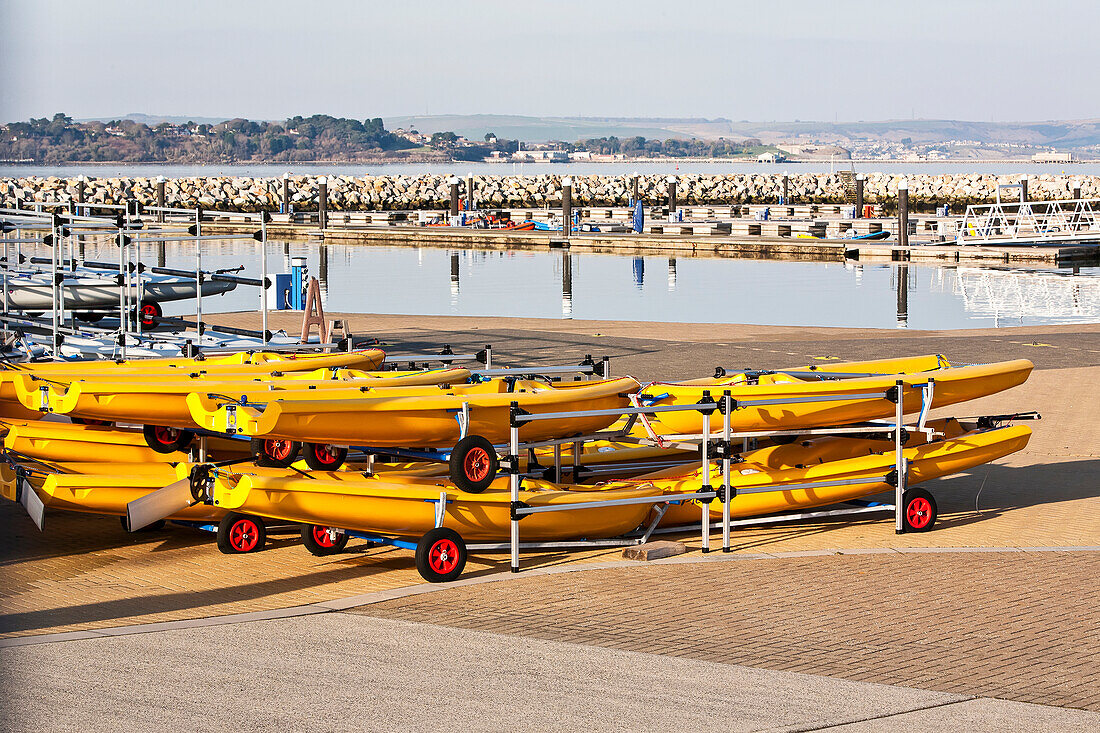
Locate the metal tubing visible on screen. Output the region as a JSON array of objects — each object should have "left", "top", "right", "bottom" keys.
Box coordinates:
[
  {"left": 51, "top": 218, "right": 60, "bottom": 350},
  {"left": 722, "top": 391, "right": 732, "bottom": 552},
  {"left": 513, "top": 491, "right": 718, "bottom": 516},
  {"left": 700, "top": 404, "right": 711, "bottom": 553},
  {"left": 260, "top": 216, "right": 269, "bottom": 343},
  {"left": 509, "top": 420, "right": 520, "bottom": 572},
  {"left": 895, "top": 379, "right": 905, "bottom": 533},
  {"left": 194, "top": 208, "right": 203, "bottom": 338}
]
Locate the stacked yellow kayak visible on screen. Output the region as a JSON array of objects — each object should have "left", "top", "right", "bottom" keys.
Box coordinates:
[{"left": 0, "top": 350, "right": 1038, "bottom": 584}]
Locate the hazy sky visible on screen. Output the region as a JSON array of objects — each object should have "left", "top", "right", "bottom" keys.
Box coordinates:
[{"left": 2, "top": 0, "right": 1097, "bottom": 123}]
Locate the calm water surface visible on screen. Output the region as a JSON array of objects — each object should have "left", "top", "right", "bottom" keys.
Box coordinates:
[{"left": 15, "top": 238, "right": 1098, "bottom": 330}]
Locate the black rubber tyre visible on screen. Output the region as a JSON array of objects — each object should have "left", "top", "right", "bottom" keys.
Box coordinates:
[
  {"left": 143, "top": 424, "right": 194, "bottom": 454},
  {"left": 135, "top": 301, "right": 162, "bottom": 328},
  {"left": 251, "top": 437, "right": 301, "bottom": 468},
  {"left": 902, "top": 488, "right": 938, "bottom": 532},
  {"left": 301, "top": 524, "right": 350, "bottom": 556},
  {"left": 415, "top": 527, "right": 467, "bottom": 583},
  {"left": 75, "top": 312, "right": 105, "bottom": 324},
  {"left": 121, "top": 516, "right": 165, "bottom": 532},
  {"left": 216, "top": 512, "right": 267, "bottom": 554},
  {"left": 303, "top": 443, "right": 348, "bottom": 471},
  {"left": 448, "top": 435, "right": 498, "bottom": 494}
]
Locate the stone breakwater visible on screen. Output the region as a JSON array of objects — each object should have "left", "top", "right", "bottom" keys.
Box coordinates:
[{"left": 2, "top": 173, "right": 1097, "bottom": 212}]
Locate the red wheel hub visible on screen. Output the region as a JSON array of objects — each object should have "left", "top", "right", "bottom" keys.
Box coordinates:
[
  {"left": 428, "top": 538, "right": 459, "bottom": 574},
  {"left": 153, "top": 426, "right": 179, "bottom": 446},
  {"left": 312, "top": 526, "right": 337, "bottom": 548},
  {"left": 266, "top": 439, "right": 292, "bottom": 461},
  {"left": 313, "top": 445, "right": 338, "bottom": 465},
  {"left": 229, "top": 519, "right": 260, "bottom": 552},
  {"left": 463, "top": 447, "right": 491, "bottom": 482},
  {"left": 907, "top": 497, "right": 932, "bottom": 529}
]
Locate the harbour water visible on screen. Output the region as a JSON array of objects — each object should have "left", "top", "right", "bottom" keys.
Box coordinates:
[{"left": 19, "top": 237, "right": 1098, "bottom": 330}]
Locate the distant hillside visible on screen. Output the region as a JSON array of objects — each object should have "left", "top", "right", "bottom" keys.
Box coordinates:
[
  {"left": 385, "top": 114, "right": 1100, "bottom": 150},
  {"left": 77, "top": 113, "right": 234, "bottom": 126}
]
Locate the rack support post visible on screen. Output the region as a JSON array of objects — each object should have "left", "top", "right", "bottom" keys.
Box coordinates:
[
  {"left": 894, "top": 379, "right": 906, "bottom": 533},
  {"left": 722, "top": 391, "right": 733, "bottom": 553},
  {"left": 509, "top": 401, "right": 521, "bottom": 573}
]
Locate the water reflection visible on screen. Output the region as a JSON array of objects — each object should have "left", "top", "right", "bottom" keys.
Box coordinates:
[
  {"left": 318, "top": 244, "right": 330, "bottom": 307},
  {"left": 22, "top": 236, "right": 1100, "bottom": 329},
  {"left": 896, "top": 263, "right": 909, "bottom": 329},
  {"left": 562, "top": 251, "right": 573, "bottom": 319},
  {"left": 449, "top": 251, "right": 460, "bottom": 308},
  {"left": 953, "top": 267, "right": 1100, "bottom": 326}
]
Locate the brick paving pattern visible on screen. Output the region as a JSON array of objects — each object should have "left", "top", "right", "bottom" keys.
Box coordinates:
[
  {"left": 1, "top": 316, "right": 1096, "bottom": 683},
  {"left": 355, "top": 551, "right": 1100, "bottom": 711}
]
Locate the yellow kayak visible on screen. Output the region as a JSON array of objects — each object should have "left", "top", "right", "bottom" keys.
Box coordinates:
[
  {"left": 0, "top": 461, "right": 225, "bottom": 524},
  {"left": 0, "top": 348, "right": 386, "bottom": 376},
  {"left": 683, "top": 353, "right": 952, "bottom": 385},
  {"left": 12, "top": 367, "right": 473, "bottom": 428},
  {"left": 646, "top": 359, "right": 1033, "bottom": 435},
  {"left": 650, "top": 420, "right": 1031, "bottom": 526},
  {"left": 3, "top": 420, "right": 247, "bottom": 463},
  {"left": 210, "top": 470, "right": 664, "bottom": 543},
  {"left": 189, "top": 376, "right": 641, "bottom": 490},
  {"left": 0, "top": 349, "right": 387, "bottom": 420}
]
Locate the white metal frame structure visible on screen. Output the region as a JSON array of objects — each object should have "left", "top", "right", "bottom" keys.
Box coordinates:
[{"left": 957, "top": 197, "right": 1100, "bottom": 245}]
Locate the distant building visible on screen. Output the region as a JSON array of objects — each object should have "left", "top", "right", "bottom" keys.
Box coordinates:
[
  {"left": 1032, "top": 151, "right": 1077, "bottom": 163},
  {"left": 757, "top": 152, "right": 783, "bottom": 163},
  {"left": 512, "top": 150, "right": 569, "bottom": 162}
]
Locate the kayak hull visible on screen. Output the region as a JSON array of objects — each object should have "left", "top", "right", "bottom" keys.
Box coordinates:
[
  {"left": 213, "top": 472, "right": 663, "bottom": 541},
  {"left": 190, "top": 377, "right": 642, "bottom": 448},
  {"left": 650, "top": 359, "right": 1033, "bottom": 434}
]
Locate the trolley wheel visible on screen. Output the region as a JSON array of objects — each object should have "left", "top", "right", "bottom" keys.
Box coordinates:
[
  {"left": 902, "top": 488, "right": 938, "bottom": 532},
  {"left": 448, "top": 435, "right": 498, "bottom": 494},
  {"left": 303, "top": 442, "right": 348, "bottom": 471},
  {"left": 75, "top": 312, "right": 105, "bottom": 324},
  {"left": 143, "top": 424, "right": 194, "bottom": 454},
  {"left": 415, "top": 527, "right": 467, "bottom": 583},
  {"left": 301, "top": 524, "right": 350, "bottom": 556},
  {"left": 251, "top": 437, "right": 301, "bottom": 468},
  {"left": 216, "top": 512, "right": 267, "bottom": 554},
  {"left": 135, "top": 301, "right": 162, "bottom": 328},
  {"left": 121, "top": 516, "right": 165, "bottom": 532}
]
